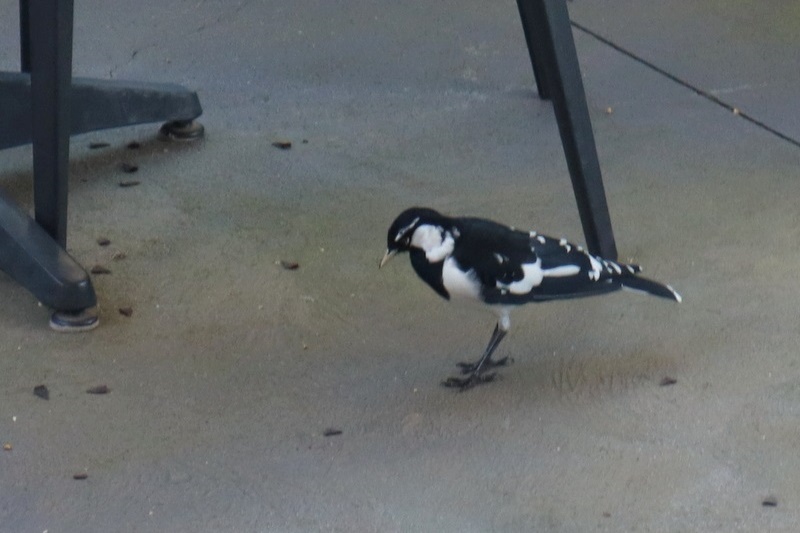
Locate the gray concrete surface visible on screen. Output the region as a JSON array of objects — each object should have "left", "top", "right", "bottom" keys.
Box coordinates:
[{"left": 1, "top": 1, "right": 799, "bottom": 531}]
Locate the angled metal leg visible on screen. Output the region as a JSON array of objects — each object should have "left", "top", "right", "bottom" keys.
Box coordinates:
[
  {"left": 516, "top": 0, "right": 618, "bottom": 260},
  {"left": 515, "top": 0, "right": 551, "bottom": 100},
  {"left": 0, "top": 189, "right": 96, "bottom": 312}
]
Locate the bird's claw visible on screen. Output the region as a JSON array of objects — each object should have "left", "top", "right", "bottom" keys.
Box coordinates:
[
  {"left": 456, "top": 356, "right": 512, "bottom": 375},
  {"left": 441, "top": 372, "right": 497, "bottom": 391}
]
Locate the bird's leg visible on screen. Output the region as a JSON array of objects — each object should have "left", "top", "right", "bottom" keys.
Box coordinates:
[
  {"left": 442, "top": 322, "right": 508, "bottom": 390},
  {"left": 455, "top": 323, "right": 511, "bottom": 374}
]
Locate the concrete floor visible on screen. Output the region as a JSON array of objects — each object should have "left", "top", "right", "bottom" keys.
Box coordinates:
[{"left": 1, "top": 1, "right": 799, "bottom": 531}]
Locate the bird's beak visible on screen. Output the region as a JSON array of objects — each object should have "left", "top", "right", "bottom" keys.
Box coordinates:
[{"left": 379, "top": 249, "right": 396, "bottom": 269}]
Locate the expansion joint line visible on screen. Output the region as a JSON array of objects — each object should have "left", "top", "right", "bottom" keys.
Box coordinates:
[{"left": 570, "top": 20, "right": 800, "bottom": 150}]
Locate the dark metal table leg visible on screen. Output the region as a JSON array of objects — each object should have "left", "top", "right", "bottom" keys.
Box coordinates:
[
  {"left": 19, "top": 0, "right": 31, "bottom": 72},
  {"left": 1, "top": 1, "right": 202, "bottom": 329},
  {"left": 517, "top": 0, "right": 617, "bottom": 260},
  {"left": 29, "top": 0, "right": 74, "bottom": 247},
  {"left": 21, "top": 0, "right": 98, "bottom": 329},
  {"left": 515, "top": 0, "right": 551, "bottom": 100}
]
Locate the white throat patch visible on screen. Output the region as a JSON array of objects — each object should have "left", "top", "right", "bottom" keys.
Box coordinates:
[{"left": 411, "top": 224, "right": 455, "bottom": 263}]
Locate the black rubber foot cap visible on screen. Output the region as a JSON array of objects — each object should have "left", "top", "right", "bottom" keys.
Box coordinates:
[
  {"left": 159, "top": 120, "right": 204, "bottom": 141},
  {"left": 49, "top": 308, "right": 100, "bottom": 332}
]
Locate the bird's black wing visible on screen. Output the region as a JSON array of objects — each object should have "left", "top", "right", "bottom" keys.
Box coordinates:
[
  {"left": 450, "top": 217, "right": 535, "bottom": 289},
  {"left": 451, "top": 218, "right": 641, "bottom": 305},
  {"left": 525, "top": 233, "right": 628, "bottom": 301},
  {"left": 528, "top": 234, "right": 680, "bottom": 302}
]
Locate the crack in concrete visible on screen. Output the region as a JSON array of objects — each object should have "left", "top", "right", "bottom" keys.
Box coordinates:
[
  {"left": 570, "top": 20, "right": 800, "bottom": 150},
  {"left": 708, "top": 82, "right": 770, "bottom": 96},
  {"left": 108, "top": 0, "right": 255, "bottom": 79},
  {"left": 188, "top": 0, "right": 256, "bottom": 37}
]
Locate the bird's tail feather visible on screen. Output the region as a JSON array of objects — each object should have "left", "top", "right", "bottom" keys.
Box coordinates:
[{"left": 621, "top": 276, "right": 682, "bottom": 303}]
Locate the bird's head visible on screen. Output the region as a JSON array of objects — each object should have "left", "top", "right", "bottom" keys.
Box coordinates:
[{"left": 380, "top": 207, "right": 444, "bottom": 268}]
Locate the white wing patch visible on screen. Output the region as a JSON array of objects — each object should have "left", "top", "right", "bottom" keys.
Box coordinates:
[
  {"left": 496, "top": 258, "right": 544, "bottom": 295},
  {"left": 542, "top": 264, "right": 581, "bottom": 277},
  {"left": 584, "top": 252, "right": 633, "bottom": 281},
  {"left": 586, "top": 252, "right": 604, "bottom": 281}
]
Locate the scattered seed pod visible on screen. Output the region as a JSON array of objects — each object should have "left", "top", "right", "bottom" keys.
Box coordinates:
[
  {"left": 121, "top": 163, "right": 139, "bottom": 173},
  {"left": 126, "top": 141, "right": 141, "bottom": 149},
  {"left": 118, "top": 180, "right": 141, "bottom": 188},
  {"left": 89, "top": 142, "right": 110, "bottom": 149},
  {"left": 280, "top": 260, "right": 300, "bottom": 270},
  {"left": 33, "top": 384, "right": 49, "bottom": 400},
  {"left": 272, "top": 141, "right": 292, "bottom": 150},
  {"left": 90, "top": 265, "right": 111, "bottom": 275},
  {"left": 118, "top": 307, "right": 133, "bottom": 317},
  {"left": 96, "top": 237, "right": 111, "bottom": 246},
  {"left": 73, "top": 473, "right": 88, "bottom": 480},
  {"left": 660, "top": 377, "right": 677, "bottom": 386},
  {"left": 86, "top": 385, "right": 110, "bottom": 395},
  {"left": 322, "top": 428, "right": 343, "bottom": 437},
  {"left": 762, "top": 496, "right": 778, "bottom": 507}
]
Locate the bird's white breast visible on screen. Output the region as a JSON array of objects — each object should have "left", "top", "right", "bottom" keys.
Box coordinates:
[{"left": 442, "top": 257, "right": 481, "bottom": 300}]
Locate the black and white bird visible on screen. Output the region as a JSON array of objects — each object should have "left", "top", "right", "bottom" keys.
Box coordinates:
[{"left": 380, "top": 207, "right": 681, "bottom": 390}]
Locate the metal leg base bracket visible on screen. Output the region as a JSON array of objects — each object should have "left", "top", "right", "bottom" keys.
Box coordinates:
[
  {"left": 159, "top": 119, "right": 205, "bottom": 141},
  {"left": 49, "top": 307, "right": 99, "bottom": 332}
]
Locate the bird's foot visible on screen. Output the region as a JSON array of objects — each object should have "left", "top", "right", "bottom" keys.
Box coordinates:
[
  {"left": 441, "top": 372, "right": 497, "bottom": 391},
  {"left": 456, "top": 356, "right": 512, "bottom": 375}
]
